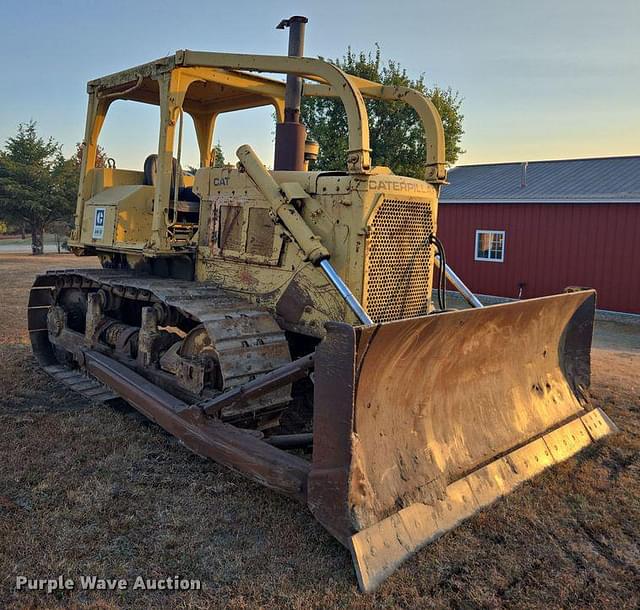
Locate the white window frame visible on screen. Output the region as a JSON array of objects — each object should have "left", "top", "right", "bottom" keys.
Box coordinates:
[{"left": 474, "top": 229, "right": 506, "bottom": 263}]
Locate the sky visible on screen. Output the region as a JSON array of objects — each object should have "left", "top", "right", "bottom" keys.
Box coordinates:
[{"left": 0, "top": 0, "right": 638, "bottom": 170}]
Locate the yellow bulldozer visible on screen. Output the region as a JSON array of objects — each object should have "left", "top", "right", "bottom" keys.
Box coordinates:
[{"left": 28, "top": 16, "right": 616, "bottom": 591}]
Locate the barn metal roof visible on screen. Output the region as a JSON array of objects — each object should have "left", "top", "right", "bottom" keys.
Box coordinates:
[{"left": 440, "top": 155, "right": 640, "bottom": 203}]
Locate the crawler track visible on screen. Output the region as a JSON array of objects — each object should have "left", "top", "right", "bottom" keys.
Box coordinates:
[{"left": 28, "top": 268, "right": 292, "bottom": 427}]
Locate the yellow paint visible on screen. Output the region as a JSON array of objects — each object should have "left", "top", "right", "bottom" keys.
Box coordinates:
[{"left": 68, "top": 50, "right": 444, "bottom": 334}]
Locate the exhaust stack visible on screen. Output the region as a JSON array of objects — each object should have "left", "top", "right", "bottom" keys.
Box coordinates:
[{"left": 274, "top": 15, "right": 308, "bottom": 171}]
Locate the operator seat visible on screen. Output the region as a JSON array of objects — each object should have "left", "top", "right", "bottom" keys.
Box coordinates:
[
  {"left": 143, "top": 154, "right": 181, "bottom": 193},
  {"left": 143, "top": 154, "right": 200, "bottom": 208}
]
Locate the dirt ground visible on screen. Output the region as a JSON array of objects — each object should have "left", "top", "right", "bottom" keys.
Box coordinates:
[{"left": 1, "top": 254, "right": 638, "bottom": 610}]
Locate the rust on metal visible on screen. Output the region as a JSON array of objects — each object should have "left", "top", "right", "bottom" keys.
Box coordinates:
[
  {"left": 33, "top": 268, "right": 293, "bottom": 428},
  {"left": 349, "top": 406, "right": 617, "bottom": 592},
  {"left": 27, "top": 20, "right": 618, "bottom": 591},
  {"left": 275, "top": 277, "right": 315, "bottom": 324},
  {"left": 265, "top": 433, "right": 313, "bottom": 449},
  {"left": 84, "top": 350, "right": 310, "bottom": 500},
  {"left": 29, "top": 271, "right": 617, "bottom": 593},
  {"left": 309, "top": 291, "right": 601, "bottom": 537},
  {"left": 274, "top": 15, "right": 308, "bottom": 171},
  {"left": 198, "top": 353, "right": 314, "bottom": 416}
]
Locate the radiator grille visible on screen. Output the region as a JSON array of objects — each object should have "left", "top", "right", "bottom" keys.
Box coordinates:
[{"left": 364, "top": 198, "right": 434, "bottom": 323}]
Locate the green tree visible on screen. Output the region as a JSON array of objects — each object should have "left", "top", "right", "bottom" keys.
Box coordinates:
[
  {"left": 212, "top": 141, "right": 226, "bottom": 167},
  {"left": 0, "top": 121, "right": 77, "bottom": 254},
  {"left": 187, "top": 142, "right": 226, "bottom": 175},
  {"left": 301, "top": 46, "right": 464, "bottom": 177}
]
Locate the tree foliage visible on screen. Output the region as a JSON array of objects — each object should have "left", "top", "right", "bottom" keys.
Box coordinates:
[
  {"left": 212, "top": 142, "right": 226, "bottom": 167},
  {"left": 301, "top": 46, "right": 464, "bottom": 177},
  {"left": 73, "top": 141, "right": 109, "bottom": 169},
  {"left": 0, "top": 121, "right": 77, "bottom": 254},
  {"left": 187, "top": 142, "right": 226, "bottom": 175}
]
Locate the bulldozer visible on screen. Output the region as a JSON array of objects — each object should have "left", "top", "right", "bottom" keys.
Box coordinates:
[{"left": 28, "top": 16, "right": 616, "bottom": 592}]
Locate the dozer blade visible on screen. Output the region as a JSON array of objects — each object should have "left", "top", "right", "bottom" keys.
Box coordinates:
[{"left": 307, "top": 290, "right": 617, "bottom": 592}]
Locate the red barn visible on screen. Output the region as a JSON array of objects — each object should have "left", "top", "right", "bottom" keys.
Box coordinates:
[{"left": 437, "top": 156, "right": 640, "bottom": 314}]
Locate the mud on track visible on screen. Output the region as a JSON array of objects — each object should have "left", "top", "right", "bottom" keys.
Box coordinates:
[{"left": 0, "top": 254, "right": 638, "bottom": 609}]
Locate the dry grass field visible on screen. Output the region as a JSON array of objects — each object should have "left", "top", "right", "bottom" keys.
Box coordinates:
[{"left": 1, "top": 254, "right": 639, "bottom": 609}]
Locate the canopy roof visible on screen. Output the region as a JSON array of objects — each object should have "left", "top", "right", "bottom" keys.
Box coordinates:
[
  {"left": 88, "top": 50, "right": 289, "bottom": 116},
  {"left": 84, "top": 50, "right": 447, "bottom": 182}
]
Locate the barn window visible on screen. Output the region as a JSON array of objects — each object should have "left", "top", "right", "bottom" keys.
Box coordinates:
[{"left": 475, "top": 230, "right": 505, "bottom": 262}]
